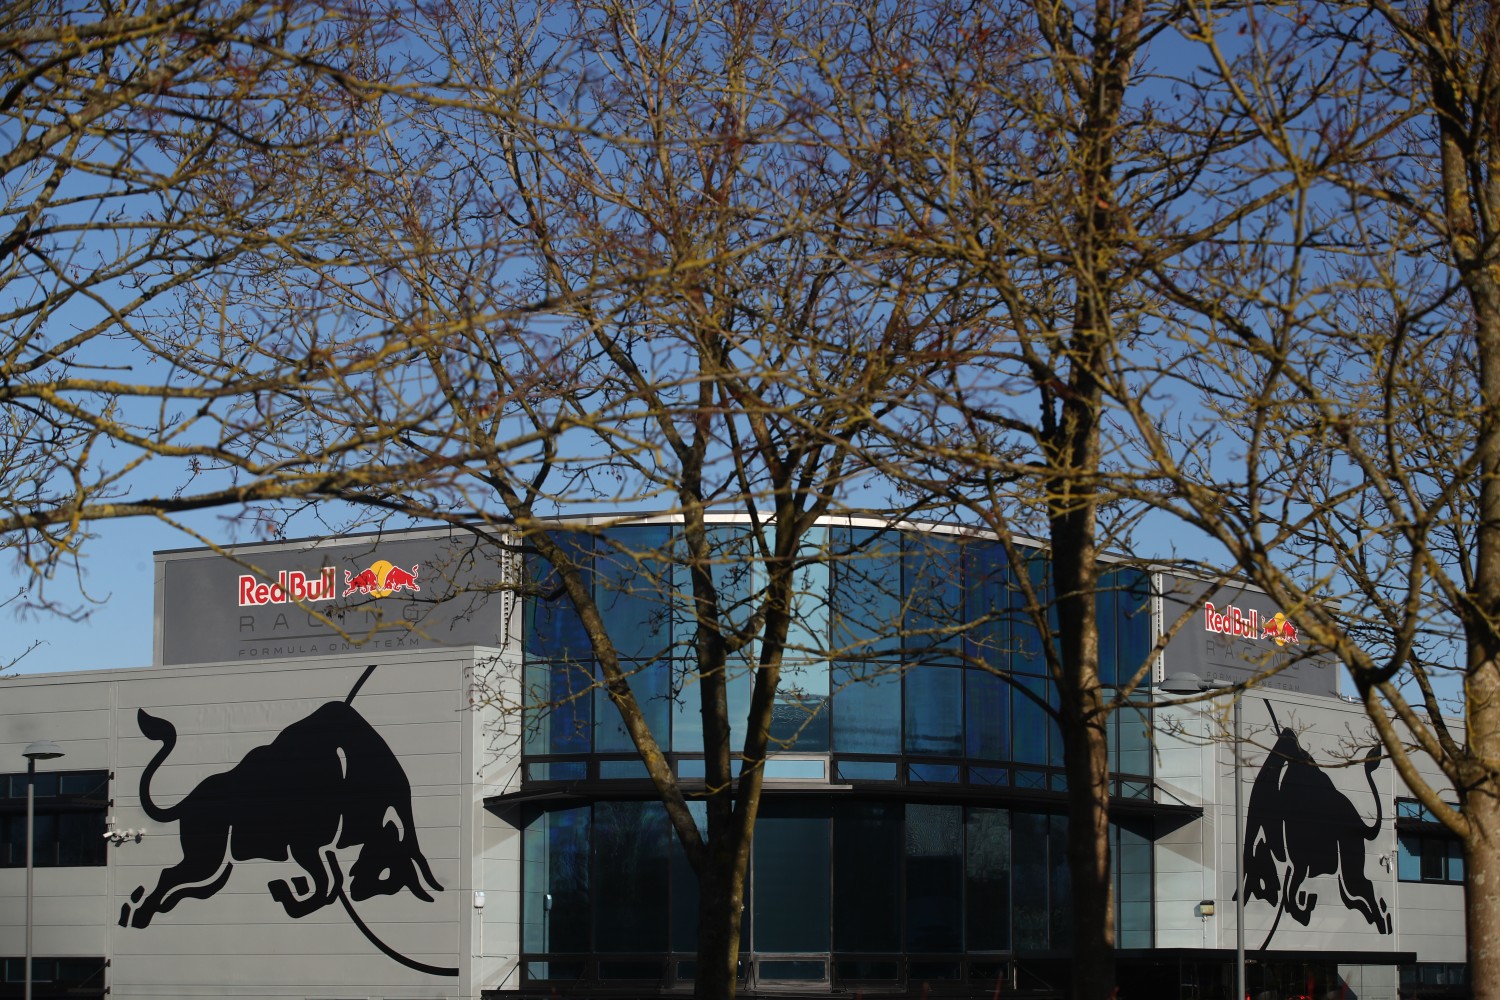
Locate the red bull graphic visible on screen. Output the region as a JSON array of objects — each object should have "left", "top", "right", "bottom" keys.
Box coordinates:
[
  {"left": 343, "top": 559, "right": 421, "bottom": 598},
  {"left": 238, "top": 568, "right": 337, "bottom": 607},
  {"left": 1237, "top": 700, "right": 1390, "bottom": 946},
  {"left": 1204, "top": 602, "right": 1299, "bottom": 646},
  {"left": 1260, "top": 611, "right": 1299, "bottom": 647},
  {"left": 118, "top": 664, "right": 456, "bottom": 977}
]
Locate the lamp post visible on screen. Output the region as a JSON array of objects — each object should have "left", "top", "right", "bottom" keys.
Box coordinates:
[
  {"left": 22, "top": 741, "right": 64, "bottom": 1000},
  {"left": 1159, "top": 674, "right": 1244, "bottom": 1000}
]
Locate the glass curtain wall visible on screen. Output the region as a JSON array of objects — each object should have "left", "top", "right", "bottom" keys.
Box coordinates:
[
  {"left": 522, "top": 522, "right": 1154, "bottom": 793},
  {"left": 520, "top": 799, "right": 1152, "bottom": 985}
]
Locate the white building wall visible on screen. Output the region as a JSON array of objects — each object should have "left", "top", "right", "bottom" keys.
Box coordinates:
[
  {"left": 1154, "top": 685, "right": 1462, "bottom": 984},
  {"left": 0, "top": 648, "right": 510, "bottom": 1000}
]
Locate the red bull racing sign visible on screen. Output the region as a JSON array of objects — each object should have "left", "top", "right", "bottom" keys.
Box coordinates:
[
  {"left": 159, "top": 530, "right": 511, "bottom": 664},
  {"left": 1160, "top": 573, "right": 1334, "bottom": 695}
]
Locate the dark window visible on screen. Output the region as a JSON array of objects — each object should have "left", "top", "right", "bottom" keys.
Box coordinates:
[
  {"left": 965, "top": 667, "right": 1009, "bottom": 762},
  {"left": 1012, "top": 676, "right": 1049, "bottom": 765},
  {"left": 832, "top": 661, "right": 901, "bottom": 753},
  {"left": 833, "top": 801, "right": 901, "bottom": 952},
  {"left": 1397, "top": 798, "right": 1464, "bottom": 884},
  {"left": 830, "top": 527, "right": 902, "bottom": 658},
  {"left": 965, "top": 807, "right": 1010, "bottom": 951},
  {"left": 904, "top": 532, "right": 964, "bottom": 666},
  {"left": 594, "top": 801, "right": 670, "bottom": 952},
  {"left": 522, "top": 805, "right": 590, "bottom": 953},
  {"left": 963, "top": 540, "right": 1010, "bottom": 673},
  {"left": 524, "top": 531, "right": 594, "bottom": 663},
  {"left": 905, "top": 803, "right": 962, "bottom": 952},
  {"left": 754, "top": 802, "right": 830, "bottom": 952},
  {"left": 0, "top": 956, "right": 106, "bottom": 998},
  {"left": 1399, "top": 833, "right": 1464, "bottom": 883},
  {"left": 1400, "top": 962, "right": 1468, "bottom": 987},
  {"left": 0, "top": 771, "right": 107, "bottom": 868}
]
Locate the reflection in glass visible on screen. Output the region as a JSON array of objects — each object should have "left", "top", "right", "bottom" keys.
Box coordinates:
[
  {"left": 834, "top": 801, "right": 901, "bottom": 952},
  {"left": 905, "top": 803, "right": 963, "bottom": 952},
  {"left": 754, "top": 803, "right": 831, "bottom": 952},
  {"left": 595, "top": 801, "right": 670, "bottom": 952}
]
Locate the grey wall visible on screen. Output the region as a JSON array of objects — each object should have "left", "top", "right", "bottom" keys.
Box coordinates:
[
  {"left": 1154, "top": 686, "right": 1463, "bottom": 970},
  {"left": 0, "top": 647, "right": 521, "bottom": 1000}
]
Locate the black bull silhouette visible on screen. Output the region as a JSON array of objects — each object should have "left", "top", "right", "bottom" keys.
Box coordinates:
[
  {"left": 119, "top": 664, "right": 456, "bottom": 976},
  {"left": 1237, "top": 702, "right": 1391, "bottom": 946}
]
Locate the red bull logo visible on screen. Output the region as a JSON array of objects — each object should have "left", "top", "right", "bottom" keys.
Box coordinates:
[
  {"left": 1260, "top": 611, "right": 1299, "bottom": 647},
  {"left": 1204, "top": 602, "right": 1299, "bottom": 646},
  {"left": 239, "top": 568, "right": 337, "bottom": 607},
  {"left": 343, "top": 559, "right": 421, "bottom": 598}
]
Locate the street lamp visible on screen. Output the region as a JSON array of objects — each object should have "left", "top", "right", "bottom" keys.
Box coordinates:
[
  {"left": 23, "top": 741, "right": 64, "bottom": 1000},
  {"left": 1159, "top": 674, "right": 1245, "bottom": 1000}
]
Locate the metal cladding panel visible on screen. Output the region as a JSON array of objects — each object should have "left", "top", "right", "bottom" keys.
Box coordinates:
[
  {"left": 108, "top": 655, "right": 472, "bottom": 995},
  {"left": 1158, "top": 572, "right": 1339, "bottom": 696},
  {"left": 1154, "top": 686, "right": 1461, "bottom": 965},
  {"left": 157, "top": 531, "right": 514, "bottom": 665},
  {"left": 0, "top": 650, "right": 488, "bottom": 999}
]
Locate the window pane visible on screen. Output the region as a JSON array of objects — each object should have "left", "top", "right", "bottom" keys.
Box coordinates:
[
  {"left": 594, "top": 801, "right": 670, "bottom": 952},
  {"left": 905, "top": 666, "right": 962, "bottom": 756},
  {"left": 1446, "top": 840, "right": 1465, "bottom": 881},
  {"left": 1012, "top": 812, "right": 1049, "bottom": 949},
  {"left": 1397, "top": 834, "right": 1422, "bottom": 882},
  {"left": 770, "top": 657, "right": 830, "bottom": 753},
  {"left": 595, "top": 526, "right": 672, "bottom": 661},
  {"left": 1117, "top": 569, "right": 1153, "bottom": 686},
  {"left": 831, "top": 528, "right": 902, "bottom": 658},
  {"left": 779, "top": 534, "right": 831, "bottom": 751},
  {"left": 1012, "top": 676, "right": 1048, "bottom": 765},
  {"left": 905, "top": 803, "right": 962, "bottom": 952},
  {"left": 30, "top": 813, "right": 56, "bottom": 866},
  {"left": 525, "top": 660, "right": 593, "bottom": 755},
  {"left": 904, "top": 533, "right": 964, "bottom": 666},
  {"left": 966, "top": 668, "right": 1010, "bottom": 762},
  {"left": 57, "top": 811, "right": 105, "bottom": 866},
  {"left": 832, "top": 662, "right": 901, "bottom": 753},
  {"left": 1115, "top": 703, "right": 1152, "bottom": 777},
  {"left": 1011, "top": 557, "right": 1052, "bottom": 676},
  {"left": 525, "top": 533, "right": 593, "bottom": 662},
  {"left": 1048, "top": 814, "right": 1071, "bottom": 948},
  {"left": 1096, "top": 573, "right": 1119, "bottom": 687},
  {"left": 965, "top": 807, "right": 1010, "bottom": 951},
  {"left": 523, "top": 805, "right": 590, "bottom": 954},
  {"left": 671, "top": 802, "right": 709, "bottom": 951},
  {"left": 754, "top": 803, "right": 830, "bottom": 952},
  {"left": 963, "top": 541, "right": 1009, "bottom": 672},
  {"left": 834, "top": 801, "right": 901, "bottom": 952},
  {"left": 1420, "top": 838, "right": 1446, "bottom": 881},
  {"left": 595, "top": 658, "right": 670, "bottom": 753}
]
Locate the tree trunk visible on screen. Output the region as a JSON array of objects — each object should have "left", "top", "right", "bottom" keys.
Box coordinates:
[
  {"left": 1053, "top": 508, "right": 1114, "bottom": 1000},
  {"left": 694, "top": 849, "right": 748, "bottom": 1000}
]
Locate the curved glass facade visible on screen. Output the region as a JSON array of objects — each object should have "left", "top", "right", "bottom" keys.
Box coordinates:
[{"left": 517, "top": 519, "right": 1156, "bottom": 994}]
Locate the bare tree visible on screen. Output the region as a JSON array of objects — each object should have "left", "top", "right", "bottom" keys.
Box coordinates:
[
  {"left": 807, "top": 2, "right": 1386, "bottom": 996},
  {"left": 0, "top": 0, "right": 465, "bottom": 621},
  {"left": 237, "top": 3, "right": 964, "bottom": 997},
  {"left": 1120, "top": 0, "right": 1500, "bottom": 993}
]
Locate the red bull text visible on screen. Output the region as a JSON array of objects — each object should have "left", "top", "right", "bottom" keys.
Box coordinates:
[{"left": 238, "top": 569, "right": 338, "bottom": 607}]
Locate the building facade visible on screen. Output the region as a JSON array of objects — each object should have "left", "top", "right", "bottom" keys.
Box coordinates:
[{"left": 0, "top": 518, "right": 1467, "bottom": 999}]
